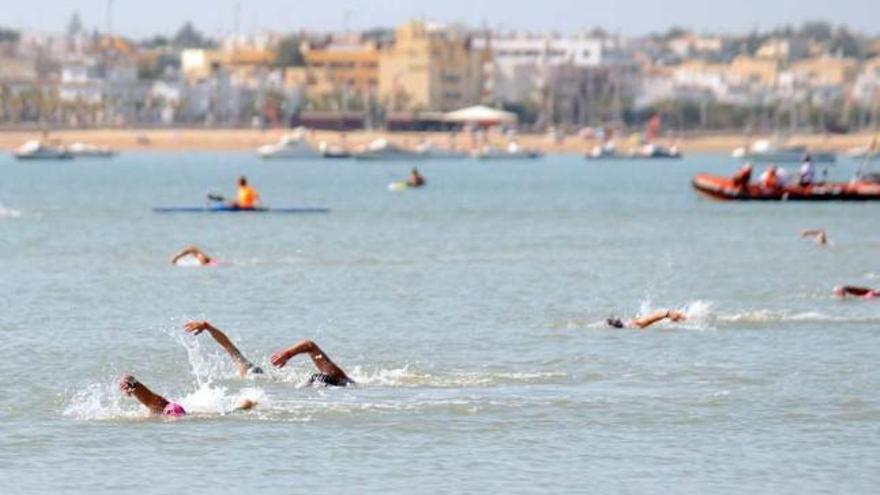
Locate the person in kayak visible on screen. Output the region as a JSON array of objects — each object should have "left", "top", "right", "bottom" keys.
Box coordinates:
[
  {"left": 833, "top": 286, "right": 879, "bottom": 299},
  {"left": 170, "top": 245, "right": 216, "bottom": 266},
  {"left": 183, "top": 320, "right": 354, "bottom": 386},
  {"left": 800, "top": 229, "right": 828, "bottom": 246},
  {"left": 799, "top": 154, "right": 815, "bottom": 186},
  {"left": 606, "top": 310, "right": 687, "bottom": 329},
  {"left": 234, "top": 176, "right": 260, "bottom": 209},
  {"left": 119, "top": 374, "right": 256, "bottom": 416},
  {"left": 407, "top": 168, "right": 426, "bottom": 188}
]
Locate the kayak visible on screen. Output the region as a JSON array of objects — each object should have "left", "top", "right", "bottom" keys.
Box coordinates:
[
  {"left": 692, "top": 173, "right": 880, "bottom": 201},
  {"left": 388, "top": 181, "right": 408, "bottom": 192},
  {"left": 153, "top": 206, "right": 330, "bottom": 213}
]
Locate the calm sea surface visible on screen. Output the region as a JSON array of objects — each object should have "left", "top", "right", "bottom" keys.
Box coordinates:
[{"left": 0, "top": 149, "right": 878, "bottom": 494}]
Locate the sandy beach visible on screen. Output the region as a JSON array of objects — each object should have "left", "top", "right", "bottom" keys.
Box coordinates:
[{"left": 0, "top": 128, "right": 877, "bottom": 154}]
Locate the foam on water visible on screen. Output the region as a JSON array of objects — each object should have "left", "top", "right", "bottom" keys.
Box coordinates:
[{"left": 0, "top": 203, "right": 21, "bottom": 218}]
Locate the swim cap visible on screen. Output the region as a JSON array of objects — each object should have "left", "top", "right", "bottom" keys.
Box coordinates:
[{"left": 163, "top": 402, "right": 186, "bottom": 417}]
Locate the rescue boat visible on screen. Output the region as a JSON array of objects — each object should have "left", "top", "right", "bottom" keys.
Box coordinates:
[{"left": 691, "top": 173, "right": 880, "bottom": 201}]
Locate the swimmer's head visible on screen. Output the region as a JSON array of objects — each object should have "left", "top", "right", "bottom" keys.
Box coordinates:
[
  {"left": 248, "top": 365, "right": 264, "bottom": 375},
  {"left": 833, "top": 286, "right": 845, "bottom": 297},
  {"left": 238, "top": 176, "right": 247, "bottom": 187},
  {"left": 606, "top": 317, "right": 625, "bottom": 329}
]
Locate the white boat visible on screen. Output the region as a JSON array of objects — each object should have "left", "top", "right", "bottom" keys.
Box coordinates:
[
  {"left": 317, "top": 141, "right": 351, "bottom": 159},
  {"left": 354, "top": 139, "right": 421, "bottom": 161},
  {"left": 732, "top": 139, "right": 835, "bottom": 163},
  {"left": 67, "top": 142, "right": 117, "bottom": 157},
  {"left": 473, "top": 142, "right": 542, "bottom": 160},
  {"left": 847, "top": 145, "right": 879, "bottom": 159},
  {"left": 256, "top": 130, "right": 319, "bottom": 159},
  {"left": 13, "top": 140, "right": 73, "bottom": 160},
  {"left": 414, "top": 142, "right": 469, "bottom": 159},
  {"left": 636, "top": 143, "right": 682, "bottom": 159}
]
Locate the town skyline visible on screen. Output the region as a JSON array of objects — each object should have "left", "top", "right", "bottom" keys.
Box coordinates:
[{"left": 1, "top": 0, "right": 877, "bottom": 38}]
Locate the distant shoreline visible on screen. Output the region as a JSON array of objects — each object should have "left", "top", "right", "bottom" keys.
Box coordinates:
[{"left": 1, "top": 128, "right": 876, "bottom": 154}]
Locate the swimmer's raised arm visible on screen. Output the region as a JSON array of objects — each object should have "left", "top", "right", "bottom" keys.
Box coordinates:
[
  {"left": 171, "top": 245, "right": 212, "bottom": 265},
  {"left": 119, "top": 375, "right": 169, "bottom": 414},
  {"left": 184, "top": 320, "right": 262, "bottom": 376},
  {"left": 800, "top": 229, "right": 828, "bottom": 245},
  {"left": 270, "top": 339, "right": 349, "bottom": 382}
]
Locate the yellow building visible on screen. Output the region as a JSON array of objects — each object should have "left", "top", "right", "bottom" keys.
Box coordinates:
[
  {"left": 379, "top": 21, "right": 484, "bottom": 111},
  {"left": 790, "top": 56, "right": 860, "bottom": 86},
  {"left": 727, "top": 56, "right": 779, "bottom": 87},
  {"left": 302, "top": 42, "right": 380, "bottom": 98}
]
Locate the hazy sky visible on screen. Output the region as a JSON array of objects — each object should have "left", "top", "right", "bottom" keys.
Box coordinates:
[{"left": 1, "top": 0, "right": 876, "bottom": 38}]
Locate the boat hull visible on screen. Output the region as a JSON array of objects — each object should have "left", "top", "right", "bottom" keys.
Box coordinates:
[
  {"left": 691, "top": 173, "right": 880, "bottom": 201},
  {"left": 153, "top": 206, "right": 330, "bottom": 213}
]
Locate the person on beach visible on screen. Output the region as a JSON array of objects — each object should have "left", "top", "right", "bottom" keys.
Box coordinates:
[
  {"left": 407, "top": 168, "right": 426, "bottom": 188},
  {"left": 833, "top": 286, "right": 879, "bottom": 299},
  {"left": 800, "top": 229, "right": 828, "bottom": 246},
  {"left": 119, "top": 374, "right": 256, "bottom": 416},
  {"left": 606, "top": 310, "right": 687, "bottom": 329},
  {"left": 183, "top": 320, "right": 354, "bottom": 387},
  {"left": 171, "top": 245, "right": 216, "bottom": 266}
]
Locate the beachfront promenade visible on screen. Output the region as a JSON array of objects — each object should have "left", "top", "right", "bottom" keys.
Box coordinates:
[{"left": 1, "top": 128, "right": 877, "bottom": 154}]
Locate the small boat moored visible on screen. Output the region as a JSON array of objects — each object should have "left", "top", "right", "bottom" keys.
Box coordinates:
[
  {"left": 13, "top": 140, "right": 73, "bottom": 160},
  {"left": 67, "top": 142, "right": 117, "bottom": 157},
  {"left": 731, "top": 139, "right": 836, "bottom": 163},
  {"left": 256, "top": 129, "right": 320, "bottom": 159}
]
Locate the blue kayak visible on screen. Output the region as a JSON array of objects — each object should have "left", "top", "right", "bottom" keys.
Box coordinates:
[{"left": 153, "top": 206, "right": 330, "bottom": 214}]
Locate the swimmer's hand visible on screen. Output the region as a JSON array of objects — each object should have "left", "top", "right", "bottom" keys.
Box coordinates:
[
  {"left": 118, "top": 375, "right": 137, "bottom": 396},
  {"left": 184, "top": 320, "right": 212, "bottom": 335},
  {"left": 269, "top": 348, "right": 293, "bottom": 368}
]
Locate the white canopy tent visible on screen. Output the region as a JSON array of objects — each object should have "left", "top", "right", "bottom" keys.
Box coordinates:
[{"left": 443, "top": 105, "right": 518, "bottom": 127}]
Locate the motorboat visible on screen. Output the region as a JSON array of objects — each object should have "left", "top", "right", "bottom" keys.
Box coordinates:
[
  {"left": 692, "top": 172, "right": 880, "bottom": 201},
  {"left": 67, "top": 142, "right": 117, "bottom": 157},
  {"left": 354, "top": 139, "right": 421, "bottom": 160},
  {"left": 414, "top": 142, "right": 469, "bottom": 159},
  {"left": 473, "top": 142, "right": 542, "bottom": 160},
  {"left": 256, "top": 130, "right": 319, "bottom": 159},
  {"left": 13, "top": 140, "right": 73, "bottom": 160},
  {"left": 586, "top": 141, "right": 623, "bottom": 159},
  {"left": 847, "top": 144, "right": 879, "bottom": 159},
  {"left": 731, "top": 139, "right": 835, "bottom": 163},
  {"left": 318, "top": 141, "right": 351, "bottom": 159},
  {"left": 634, "top": 143, "right": 682, "bottom": 159}
]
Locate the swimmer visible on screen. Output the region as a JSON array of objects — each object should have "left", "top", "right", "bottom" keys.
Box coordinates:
[
  {"left": 800, "top": 229, "right": 828, "bottom": 246},
  {"left": 833, "top": 286, "right": 879, "bottom": 299},
  {"left": 118, "top": 374, "right": 187, "bottom": 417},
  {"left": 606, "top": 310, "right": 687, "bottom": 329},
  {"left": 119, "top": 374, "right": 257, "bottom": 416},
  {"left": 406, "top": 168, "right": 426, "bottom": 188},
  {"left": 171, "top": 245, "right": 215, "bottom": 266},
  {"left": 184, "top": 320, "right": 354, "bottom": 387}
]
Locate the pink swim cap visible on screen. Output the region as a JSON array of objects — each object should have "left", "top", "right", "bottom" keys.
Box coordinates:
[{"left": 163, "top": 402, "right": 186, "bottom": 417}]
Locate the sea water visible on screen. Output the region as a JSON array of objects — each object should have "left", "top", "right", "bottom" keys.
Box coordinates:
[{"left": 0, "top": 150, "right": 878, "bottom": 493}]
